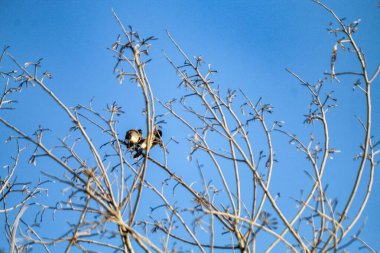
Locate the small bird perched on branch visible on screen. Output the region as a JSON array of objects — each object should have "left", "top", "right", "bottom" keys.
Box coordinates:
[
  {"left": 133, "top": 129, "right": 163, "bottom": 158},
  {"left": 152, "top": 128, "right": 163, "bottom": 147},
  {"left": 124, "top": 129, "right": 142, "bottom": 149}
]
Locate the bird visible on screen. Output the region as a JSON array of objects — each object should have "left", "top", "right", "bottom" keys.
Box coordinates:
[
  {"left": 153, "top": 129, "right": 163, "bottom": 147},
  {"left": 133, "top": 128, "right": 163, "bottom": 158},
  {"left": 124, "top": 129, "right": 142, "bottom": 149}
]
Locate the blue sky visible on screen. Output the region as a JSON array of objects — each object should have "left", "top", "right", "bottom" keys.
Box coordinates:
[{"left": 1, "top": 0, "right": 379, "bottom": 252}]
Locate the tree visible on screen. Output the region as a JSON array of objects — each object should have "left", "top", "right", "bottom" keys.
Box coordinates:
[{"left": 1, "top": 1, "right": 379, "bottom": 252}]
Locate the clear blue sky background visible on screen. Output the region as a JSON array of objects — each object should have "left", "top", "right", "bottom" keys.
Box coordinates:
[{"left": 1, "top": 0, "right": 379, "bottom": 252}]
